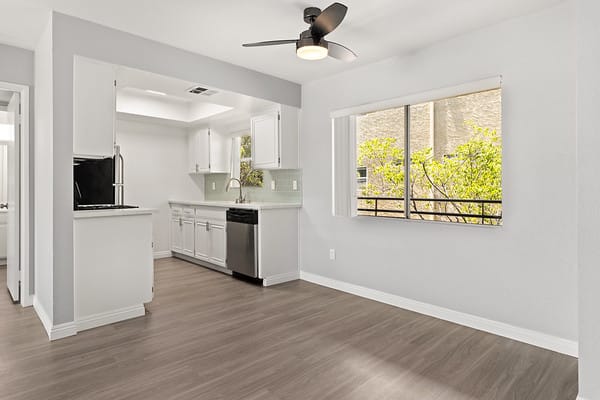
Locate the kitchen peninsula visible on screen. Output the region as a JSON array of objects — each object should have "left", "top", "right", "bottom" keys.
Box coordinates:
[{"left": 74, "top": 207, "right": 155, "bottom": 331}]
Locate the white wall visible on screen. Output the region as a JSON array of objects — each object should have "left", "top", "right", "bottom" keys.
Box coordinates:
[
  {"left": 300, "top": 2, "right": 577, "bottom": 345},
  {"left": 0, "top": 43, "right": 34, "bottom": 87},
  {"left": 45, "top": 11, "right": 300, "bottom": 325},
  {"left": 33, "top": 17, "right": 53, "bottom": 323},
  {"left": 116, "top": 119, "right": 204, "bottom": 255},
  {"left": 577, "top": 0, "right": 600, "bottom": 398},
  {"left": 0, "top": 42, "right": 35, "bottom": 296}
]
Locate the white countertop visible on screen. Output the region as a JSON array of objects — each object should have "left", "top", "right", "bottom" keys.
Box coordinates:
[
  {"left": 74, "top": 208, "right": 156, "bottom": 219},
  {"left": 168, "top": 200, "right": 302, "bottom": 210}
]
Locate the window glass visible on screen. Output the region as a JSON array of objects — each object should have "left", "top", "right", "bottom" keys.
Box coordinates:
[
  {"left": 356, "top": 107, "right": 406, "bottom": 218},
  {"left": 355, "top": 88, "right": 502, "bottom": 225},
  {"left": 239, "top": 135, "right": 263, "bottom": 187}
]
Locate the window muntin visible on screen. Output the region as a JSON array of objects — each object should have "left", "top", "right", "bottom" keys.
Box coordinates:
[{"left": 355, "top": 89, "right": 502, "bottom": 225}]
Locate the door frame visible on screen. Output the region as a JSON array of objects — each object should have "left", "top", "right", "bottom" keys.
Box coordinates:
[{"left": 0, "top": 81, "right": 31, "bottom": 307}]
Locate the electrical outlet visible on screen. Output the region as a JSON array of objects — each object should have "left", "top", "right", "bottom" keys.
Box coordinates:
[
  {"left": 212, "top": 181, "right": 216, "bottom": 191},
  {"left": 292, "top": 180, "right": 298, "bottom": 191},
  {"left": 329, "top": 249, "right": 336, "bottom": 260},
  {"left": 271, "top": 180, "right": 276, "bottom": 190}
]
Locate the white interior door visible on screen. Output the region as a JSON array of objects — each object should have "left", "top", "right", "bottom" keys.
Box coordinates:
[{"left": 6, "top": 92, "right": 20, "bottom": 302}]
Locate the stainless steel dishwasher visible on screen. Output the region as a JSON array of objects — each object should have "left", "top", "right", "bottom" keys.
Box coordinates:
[{"left": 226, "top": 208, "right": 259, "bottom": 278}]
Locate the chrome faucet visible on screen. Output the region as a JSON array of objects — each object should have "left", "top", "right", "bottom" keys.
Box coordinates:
[{"left": 225, "top": 178, "right": 245, "bottom": 203}]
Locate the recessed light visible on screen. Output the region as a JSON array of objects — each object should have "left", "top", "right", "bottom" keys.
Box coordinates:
[{"left": 145, "top": 90, "right": 167, "bottom": 96}]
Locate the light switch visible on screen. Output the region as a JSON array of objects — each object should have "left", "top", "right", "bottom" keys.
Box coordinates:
[
  {"left": 329, "top": 249, "right": 336, "bottom": 260},
  {"left": 292, "top": 180, "right": 298, "bottom": 191},
  {"left": 271, "top": 180, "right": 276, "bottom": 190},
  {"left": 212, "top": 181, "right": 216, "bottom": 190}
]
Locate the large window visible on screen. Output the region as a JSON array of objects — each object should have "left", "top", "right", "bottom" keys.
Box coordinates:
[{"left": 355, "top": 88, "right": 502, "bottom": 225}]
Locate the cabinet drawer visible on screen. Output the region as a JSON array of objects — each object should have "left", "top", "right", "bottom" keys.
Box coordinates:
[
  {"left": 194, "top": 207, "right": 226, "bottom": 222},
  {"left": 170, "top": 207, "right": 183, "bottom": 216},
  {"left": 182, "top": 208, "right": 195, "bottom": 218}
]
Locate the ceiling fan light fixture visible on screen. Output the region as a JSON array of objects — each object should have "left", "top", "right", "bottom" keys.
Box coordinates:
[{"left": 296, "top": 41, "right": 328, "bottom": 60}]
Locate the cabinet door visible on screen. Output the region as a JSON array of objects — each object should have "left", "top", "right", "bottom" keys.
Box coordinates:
[
  {"left": 188, "top": 128, "right": 211, "bottom": 173},
  {"left": 188, "top": 132, "right": 200, "bottom": 173},
  {"left": 73, "top": 56, "right": 116, "bottom": 157},
  {"left": 182, "top": 218, "right": 195, "bottom": 256},
  {"left": 170, "top": 217, "right": 183, "bottom": 252},
  {"left": 209, "top": 222, "right": 226, "bottom": 267},
  {"left": 194, "top": 220, "right": 210, "bottom": 260},
  {"left": 252, "top": 112, "right": 280, "bottom": 169},
  {"left": 207, "top": 129, "right": 230, "bottom": 174}
]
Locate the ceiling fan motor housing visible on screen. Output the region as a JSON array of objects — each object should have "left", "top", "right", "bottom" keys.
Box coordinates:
[
  {"left": 298, "top": 29, "right": 327, "bottom": 49},
  {"left": 303, "top": 7, "right": 322, "bottom": 24}
]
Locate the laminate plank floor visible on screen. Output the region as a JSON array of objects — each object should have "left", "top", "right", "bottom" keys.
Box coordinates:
[{"left": 0, "top": 259, "right": 578, "bottom": 399}]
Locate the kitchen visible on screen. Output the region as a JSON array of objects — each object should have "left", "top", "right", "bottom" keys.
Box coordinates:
[{"left": 73, "top": 56, "right": 301, "bottom": 333}]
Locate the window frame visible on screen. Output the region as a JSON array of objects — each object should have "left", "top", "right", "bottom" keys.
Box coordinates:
[
  {"left": 230, "top": 133, "right": 264, "bottom": 188},
  {"left": 332, "top": 77, "right": 503, "bottom": 226}
]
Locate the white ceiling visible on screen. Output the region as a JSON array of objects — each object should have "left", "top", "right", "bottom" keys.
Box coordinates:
[
  {"left": 116, "top": 65, "right": 276, "bottom": 127},
  {"left": 1, "top": 0, "right": 564, "bottom": 83}
]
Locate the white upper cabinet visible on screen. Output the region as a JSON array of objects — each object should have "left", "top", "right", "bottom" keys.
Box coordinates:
[
  {"left": 188, "top": 127, "right": 230, "bottom": 174},
  {"left": 251, "top": 105, "right": 299, "bottom": 170},
  {"left": 73, "top": 56, "right": 116, "bottom": 158}
]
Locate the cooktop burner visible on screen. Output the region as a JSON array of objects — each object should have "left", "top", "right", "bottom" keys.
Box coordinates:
[{"left": 75, "top": 204, "right": 140, "bottom": 211}]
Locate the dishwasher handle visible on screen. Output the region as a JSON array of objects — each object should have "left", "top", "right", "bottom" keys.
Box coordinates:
[{"left": 226, "top": 208, "right": 258, "bottom": 224}]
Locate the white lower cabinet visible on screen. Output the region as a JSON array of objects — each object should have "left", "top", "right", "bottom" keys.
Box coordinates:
[
  {"left": 170, "top": 216, "right": 183, "bottom": 252},
  {"left": 208, "top": 222, "right": 226, "bottom": 267},
  {"left": 194, "top": 220, "right": 210, "bottom": 260},
  {"left": 182, "top": 218, "right": 195, "bottom": 256},
  {"left": 170, "top": 201, "right": 301, "bottom": 286},
  {"left": 170, "top": 205, "right": 227, "bottom": 269}
]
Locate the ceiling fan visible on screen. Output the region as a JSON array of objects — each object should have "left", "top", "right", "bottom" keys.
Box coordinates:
[{"left": 242, "top": 2, "right": 357, "bottom": 62}]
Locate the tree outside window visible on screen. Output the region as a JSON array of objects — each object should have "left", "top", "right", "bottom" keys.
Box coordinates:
[{"left": 239, "top": 135, "right": 263, "bottom": 187}]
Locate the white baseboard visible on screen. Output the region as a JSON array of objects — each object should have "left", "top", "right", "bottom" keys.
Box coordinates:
[
  {"left": 576, "top": 396, "right": 587, "bottom": 400},
  {"left": 33, "top": 296, "right": 52, "bottom": 336},
  {"left": 300, "top": 271, "right": 578, "bottom": 357},
  {"left": 263, "top": 271, "right": 300, "bottom": 286},
  {"left": 76, "top": 305, "right": 146, "bottom": 332},
  {"left": 21, "top": 292, "right": 33, "bottom": 307},
  {"left": 50, "top": 321, "right": 78, "bottom": 341},
  {"left": 153, "top": 250, "right": 172, "bottom": 259},
  {"left": 33, "top": 296, "right": 77, "bottom": 341}
]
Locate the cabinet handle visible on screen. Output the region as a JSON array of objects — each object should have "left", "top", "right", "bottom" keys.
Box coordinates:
[
  {"left": 196, "top": 163, "right": 199, "bottom": 173},
  {"left": 179, "top": 217, "right": 182, "bottom": 227},
  {"left": 206, "top": 221, "right": 209, "bottom": 231}
]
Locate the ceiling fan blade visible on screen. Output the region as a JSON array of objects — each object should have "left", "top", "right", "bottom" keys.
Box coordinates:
[
  {"left": 311, "top": 2, "right": 348, "bottom": 37},
  {"left": 242, "top": 39, "right": 297, "bottom": 47},
  {"left": 327, "top": 41, "right": 357, "bottom": 62}
]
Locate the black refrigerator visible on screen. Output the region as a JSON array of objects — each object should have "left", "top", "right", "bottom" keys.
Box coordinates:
[{"left": 73, "top": 157, "right": 115, "bottom": 208}]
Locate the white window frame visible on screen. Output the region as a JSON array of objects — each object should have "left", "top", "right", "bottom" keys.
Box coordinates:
[{"left": 331, "top": 76, "right": 502, "bottom": 224}]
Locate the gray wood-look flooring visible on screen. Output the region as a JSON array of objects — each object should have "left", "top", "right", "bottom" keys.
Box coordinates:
[{"left": 0, "top": 259, "right": 578, "bottom": 399}]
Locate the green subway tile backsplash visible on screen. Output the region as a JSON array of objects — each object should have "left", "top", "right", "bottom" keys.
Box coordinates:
[{"left": 204, "top": 169, "right": 303, "bottom": 203}]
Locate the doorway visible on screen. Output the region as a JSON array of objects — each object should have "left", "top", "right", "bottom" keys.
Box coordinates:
[{"left": 0, "top": 82, "right": 30, "bottom": 307}]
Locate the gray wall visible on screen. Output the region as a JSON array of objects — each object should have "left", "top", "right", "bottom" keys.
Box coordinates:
[
  {"left": 300, "top": 2, "right": 577, "bottom": 343},
  {"left": 577, "top": 0, "right": 600, "bottom": 398},
  {"left": 0, "top": 43, "right": 34, "bottom": 87},
  {"left": 34, "top": 18, "right": 53, "bottom": 319},
  {"left": 0, "top": 42, "right": 35, "bottom": 296},
  {"left": 47, "top": 12, "right": 301, "bottom": 324}
]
